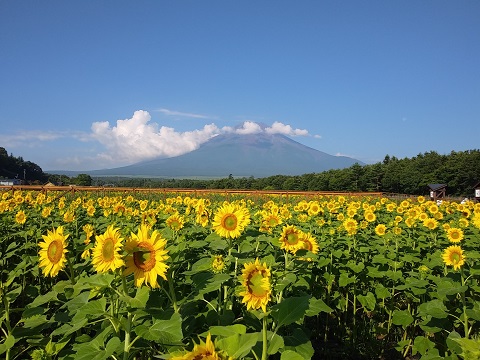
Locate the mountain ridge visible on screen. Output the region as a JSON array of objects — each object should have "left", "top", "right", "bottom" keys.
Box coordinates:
[{"left": 48, "top": 133, "right": 363, "bottom": 178}]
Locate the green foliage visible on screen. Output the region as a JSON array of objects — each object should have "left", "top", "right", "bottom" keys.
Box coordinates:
[
  {"left": 91, "top": 149, "right": 480, "bottom": 197},
  {"left": 1, "top": 189, "right": 479, "bottom": 359}
]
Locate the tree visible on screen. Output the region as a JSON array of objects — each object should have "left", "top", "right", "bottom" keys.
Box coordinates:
[{"left": 74, "top": 174, "right": 93, "bottom": 186}]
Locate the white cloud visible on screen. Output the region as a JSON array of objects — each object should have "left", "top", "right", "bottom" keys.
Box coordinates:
[
  {"left": 265, "top": 121, "right": 309, "bottom": 136},
  {"left": 0, "top": 130, "right": 81, "bottom": 147},
  {"left": 234, "top": 121, "right": 263, "bottom": 135},
  {"left": 2, "top": 110, "right": 316, "bottom": 170},
  {"left": 90, "top": 110, "right": 221, "bottom": 164},
  {"left": 88, "top": 113, "right": 314, "bottom": 165},
  {"left": 156, "top": 108, "right": 210, "bottom": 119}
]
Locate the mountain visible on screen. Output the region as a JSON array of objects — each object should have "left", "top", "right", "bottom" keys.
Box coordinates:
[{"left": 82, "top": 133, "right": 363, "bottom": 178}]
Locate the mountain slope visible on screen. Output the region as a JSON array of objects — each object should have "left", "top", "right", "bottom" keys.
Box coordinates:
[{"left": 87, "top": 133, "right": 363, "bottom": 178}]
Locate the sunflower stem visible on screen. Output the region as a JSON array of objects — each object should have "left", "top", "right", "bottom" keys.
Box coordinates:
[
  {"left": 123, "top": 312, "right": 132, "bottom": 360},
  {"left": 261, "top": 315, "right": 268, "bottom": 360},
  {"left": 66, "top": 254, "right": 76, "bottom": 285},
  {"left": 167, "top": 270, "right": 179, "bottom": 313},
  {"left": 461, "top": 270, "right": 469, "bottom": 338}
]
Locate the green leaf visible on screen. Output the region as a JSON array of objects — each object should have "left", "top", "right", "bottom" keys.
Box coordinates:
[
  {"left": 271, "top": 296, "right": 310, "bottom": 329},
  {"left": 64, "top": 291, "right": 90, "bottom": 314},
  {"left": 0, "top": 335, "right": 15, "bottom": 355},
  {"left": 27, "top": 290, "right": 58, "bottom": 308},
  {"left": 21, "top": 314, "right": 49, "bottom": 329},
  {"left": 357, "top": 292, "right": 376, "bottom": 312},
  {"left": 317, "top": 256, "right": 330, "bottom": 268},
  {"left": 267, "top": 332, "right": 284, "bottom": 355},
  {"left": 135, "top": 312, "right": 183, "bottom": 344},
  {"left": 434, "top": 278, "right": 467, "bottom": 299},
  {"left": 45, "top": 336, "right": 71, "bottom": 356},
  {"left": 283, "top": 328, "right": 314, "bottom": 359},
  {"left": 184, "top": 257, "right": 213, "bottom": 275},
  {"left": 216, "top": 333, "right": 259, "bottom": 359},
  {"left": 72, "top": 325, "right": 114, "bottom": 359},
  {"left": 6, "top": 285, "right": 22, "bottom": 303},
  {"left": 206, "top": 324, "right": 246, "bottom": 337},
  {"left": 81, "top": 273, "right": 115, "bottom": 288},
  {"left": 367, "top": 266, "right": 385, "bottom": 279},
  {"left": 375, "top": 283, "right": 391, "bottom": 299},
  {"left": 418, "top": 299, "right": 448, "bottom": 319},
  {"left": 192, "top": 272, "right": 231, "bottom": 296},
  {"left": 73, "top": 337, "right": 120, "bottom": 360},
  {"left": 119, "top": 286, "right": 150, "bottom": 308},
  {"left": 347, "top": 261, "right": 364, "bottom": 273},
  {"left": 413, "top": 336, "right": 435, "bottom": 356},
  {"left": 339, "top": 273, "right": 355, "bottom": 287},
  {"left": 275, "top": 273, "right": 297, "bottom": 292},
  {"left": 453, "top": 337, "right": 480, "bottom": 359},
  {"left": 305, "top": 297, "right": 333, "bottom": 316},
  {"left": 73, "top": 297, "right": 107, "bottom": 322},
  {"left": 51, "top": 318, "right": 88, "bottom": 337},
  {"left": 391, "top": 309, "right": 414, "bottom": 327},
  {"left": 281, "top": 350, "right": 306, "bottom": 360},
  {"left": 446, "top": 331, "right": 462, "bottom": 355}
]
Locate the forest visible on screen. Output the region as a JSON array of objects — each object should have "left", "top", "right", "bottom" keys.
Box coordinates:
[{"left": 1, "top": 147, "right": 480, "bottom": 197}]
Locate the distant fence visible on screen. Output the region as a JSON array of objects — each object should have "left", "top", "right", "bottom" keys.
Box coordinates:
[
  {"left": 1, "top": 185, "right": 468, "bottom": 202},
  {"left": 0, "top": 185, "right": 384, "bottom": 198}
]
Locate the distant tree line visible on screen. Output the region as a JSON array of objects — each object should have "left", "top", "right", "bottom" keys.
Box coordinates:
[
  {"left": 1, "top": 147, "right": 479, "bottom": 197},
  {"left": 0, "top": 147, "right": 47, "bottom": 183},
  {"left": 94, "top": 150, "right": 480, "bottom": 197},
  {"left": 0, "top": 147, "right": 92, "bottom": 186}
]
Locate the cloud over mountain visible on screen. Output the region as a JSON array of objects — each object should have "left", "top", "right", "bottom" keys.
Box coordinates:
[{"left": 89, "top": 110, "right": 312, "bottom": 165}]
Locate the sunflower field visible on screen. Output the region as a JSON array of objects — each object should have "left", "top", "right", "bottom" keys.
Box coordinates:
[{"left": 1, "top": 188, "right": 479, "bottom": 360}]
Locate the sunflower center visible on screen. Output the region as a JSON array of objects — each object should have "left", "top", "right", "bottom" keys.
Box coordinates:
[
  {"left": 286, "top": 232, "right": 299, "bottom": 245},
  {"left": 302, "top": 240, "right": 312, "bottom": 251},
  {"left": 192, "top": 351, "right": 213, "bottom": 360},
  {"left": 47, "top": 240, "right": 62, "bottom": 264},
  {"left": 450, "top": 253, "right": 461, "bottom": 264},
  {"left": 248, "top": 272, "right": 268, "bottom": 297},
  {"left": 102, "top": 238, "right": 115, "bottom": 261},
  {"left": 268, "top": 217, "right": 278, "bottom": 227},
  {"left": 222, "top": 214, "right": 238, "bottom": 231},
  {"left": 133, "top": 242, "right": 156, "bottom": 271},
  {"left": 170, "top": 220, "right": 181, "bottom": 230}
]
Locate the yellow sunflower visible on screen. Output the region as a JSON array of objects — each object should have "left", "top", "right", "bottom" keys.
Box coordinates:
[
  {"left": 458, "top": 218, "right": 469, "bottom": 228},
  {"left": 166, "top": 213, "right": 185, "bottom": 231},
  {"left": 239, "top": 258, "right": 272, "bottom": 312},
  {"left": 442, "top": 245, "right": 466, "bottom": 271},
  {"left": 298, "top": 232, "right": 320, "bottom": 260},
  {"left": 343, "top": 218, "right": 358, "bottom": 236},
  {"left": 124, "top": 224, "right": 169, "bottom": 288},
  {"left": 279, "top": 225, "right": 304, "bottom": 253},
  {"left": 212, "top": 202, "right": 250, "bottom": 239},
  {"left": 446, "top": 227, "right": 464, "bottom": 243},
  {"left": 423, "top": 218, "right": 438, "bottom": 230},
  {"left": 307, "top": 201, "right": 321, "bottom": 216},
  {"left": 38, "top": 226, "right": 69, "bottom": 277},
  {"left": 63, "top": 211, "right": 75, "bottom": 223},
  {"left": 15, "top": 210, "right": 26, "bottom": 225},
  {"left": 196, "top": 210, "right": 210, "bottom": 227},
  {"left": 91, "top": 225, "right": 124, "bottom": 273},
  {"left": 262, "top": 212, "right": 282, "bottom": 229},
  {"left": 364, "top": 211, "right": 376, "bottom": 223},
  {"left": 375, "top": 224, "right": 387, "bottom": 236},
  {"left": 211, "top": 255, "right": 225, "bottom": 273},
  {"left": 170, "top": 333, "right": 222, "bottom": 360},
  {"left": 82, "top": 224, "right": 94, "bottom": 245}
]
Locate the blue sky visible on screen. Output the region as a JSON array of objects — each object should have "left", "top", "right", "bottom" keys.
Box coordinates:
[{"left": 1, "top": 1, "right": 479, "bottom": 171}]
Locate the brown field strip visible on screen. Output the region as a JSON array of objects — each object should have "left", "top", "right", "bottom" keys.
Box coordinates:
[{"left": 0, "top": 185, "right": 386, "bottom": 198}]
